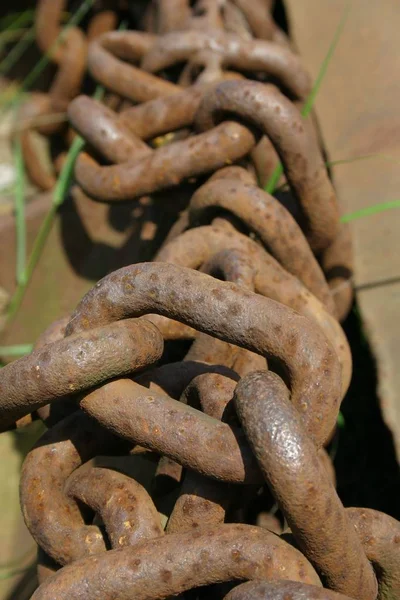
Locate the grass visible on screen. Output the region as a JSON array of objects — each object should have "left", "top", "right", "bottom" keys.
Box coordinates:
[
  {"left": 0, "top": 344, "right": 32, "bottom": 356},
  {"left": 6, "top": 85, "right": 104, "bottom": 323},
  {"left": 0, "top": 562, "right": 35, "bottom": 581},
  {"left": 328, "top": 153, "right": 400, "bottom": 168},
  {"left": 265, "top": 1, "right": 352, "bottom": 194},
  {"left": 261, "top": 0, "right": 400, "bottom": 223},
  {"left": 0, "top": 549, "right": 35, "bottom": 570},
  {"left": 0, "top": 0, "right": 95, "bottom": 113},
  {"left": 13, "top": 137, "right": 26, "bottom": 284},
  {"left": 6, "top": 111, "right": 67, "bottom": 137},
  {"left": 2, "top": 17, "right": 130, "bottom": 325},
  {"left": 2, "top": 0, "right": 399, "bottom": 330},
  {"left": 0, "top": 7, "right": 70, "bottom": 77},
  {"left": 341, "top": 200, "right": 400, "bottom": 223},
  {"left": 0, "top": 11, "right": 34, "bottom": 32},
  {"left": 0, "top": 28, "right": 32, "bottom": 44},
  {"left": 0, "top": 27, "right": 35, "bottom": 77},
  {"left": 2, "top": 13, "right": 127, "bottom": 325}
]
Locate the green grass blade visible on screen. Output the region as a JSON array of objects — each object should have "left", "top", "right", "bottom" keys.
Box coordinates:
[
  {"left": 54, "top": 138, "right": 86, "bottom": 207},
  {"left": 7, "top": 111, "right": 67, "bottom": 137},
  {"left": 0, "top": 563, "right": 34, "bottom": 581},
  {"left": 0, "top": 10, "right": 34, "bottom": 33},
  {"left": 6, "top": 205, "right": 58, "bottom": 321},
  {"left": 0, "top": 344, "right": 33, "bottom": 356},
  {"left": 13, "top": 137, "right": 27, "bottom": 284},
  {"left": 0, "top": 542, "right": 35, "bottom": 582},
  {"left": 337, "top": 411, "right": 345, "bottom": 429},
  {"left": 264, "top": 163, "right": 284, "bottom": 194},
  {"left": 7, "top": 141, "right": 85, "bottom": 319},
  {"left": 0, "top": 549, "right": 35, "bottom": 570},
  {"left": 341, "top": 200, "right": 400, "bottom": 223},
  {"left": 264, "top": 1, "right": 351, "bottom": 194},
  {"left": 53, "top": 86, "right": 104, "bottom": 208},
  {"left": 0, "top": 0, "right": 95, "bottom": 113},
  {"left": 6, "top": 85, "right": 104, "bottom": 323},
  {"left": 327, "top": 153, "right": 400, "bottom": 168},
  {"left": 0, "top": 27, "right": 35, "bottom": 76},
  {"left": 0, "top": 29, "right": 30, "bottom": 43},
  {"left": 301, "top": 3, "right": 351, "bottom": 119}
]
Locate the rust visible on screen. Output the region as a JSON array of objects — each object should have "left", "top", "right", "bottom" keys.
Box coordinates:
[
  {"left": 188, "top": 0, "right": 225, "bottom": 32},
  {"left": 2, "top": 6, "right": 392, "bottom": 598},
  {"left": 66, "top": 466, "right": 163, "bottom": 547},
  {"left": 87, "top": 11, "right": 118, "bottom": 41},
  {"left": 321, "top": 223, "right": 354, "bottom": 322},
  {"left": 224, "top": 580, "right": 354, "bottom": 600},
  {"left": 68, "top": 96, "right": 152, "bottom": 165},
  {"left": 234, "top": 370, "right": 377, "bottom": 599},
  {"left": 37, "top": 547, "right": 60, "bottom": 584},
  {"left": 20, "top": 0, "right": 119, "bottom": 190},
  {"left": 166, "top": 372, "right": 238, "bottom": 533},
  {"left": 347, "top": 507, "right": 400, "bottom": 600},
  {"left": 156, "top": 224, "right": 352, "bottom": 394},
  {"left": 232, "top": 1, "right": 274, "bottom": 39},
  {"left": 184, "top": 330, "right": 242, "bottom": 370},
  {"left": 17, "top": 93, "right": 60, "bottom": 191},
  {"left": 143, "top": 314, "right": 197, "bottom": 341},
  {"left": 117, "top": 84, "right": 208, "bottom": 140},
  {"left": 135, "top": 360, "right": 238, "bottom": 399},
  {"left": 318, "top": 447, "right": 336, "bottom": 487},
  {"left": 181, "top": 371, "right": 238, "bottom": 422},
  {"left": 231, "top": 347, "right": 269, "bottom": 377},
  {"left": 189, "top": 171, "right": 336, "bottom": 312},
  {"left": 74, "top": 122, "right": 256, "bottom": 202},
  {"left": 80, "top": 378, "right": 262, "bottom": 484},
  {"left": 34, "top": 316, "right": 69, "bottom": 349},
  {"left": 185, "top": 237, "right": 261, "bottom": 376},
  {"left": 153, "top": 0, "right": 192, "bottom": 34},
  {"left": 194, "top": 80, "right": 340, "bottom": 251},
  {"left": 0, "top": 318, "right": 163, "bottom": 431},
  {"left": 20, "top": 411, "right": 128, "bottom": 565},
  {"left": 191, "top": 226, "right": 269, "bottom": 381},
  {"left": 166, "top": 471, "right": 231, "bottom": 533},
  {"left": 33, "top": 315, "right": 74, "bottom": 427},
  {"left": 65, "top": 262, "right": 342, "bottom": 446},
  {"left": 256, "top": 512, "right": 282, "bottom": 534},
  {"left": 31, "top": 524, "right": 320, "bottom": 599},
  {"left": 141, "top": 30, "right": 311, "bottom": 100},
  {"left": 177, "top": 50, "right": 247, "bottom": 87},
  {"left": 87, "top": 31, "right": 177, "bottom": 103},
  {"left": 200, "top": 239, "right": 256, "bottom": 291},
  {"left": 153, "top": 227, "right": 264, "bottom": 525},
  {"left": 222, "top": 1, "right": 253, "bottom": 40},
  {"left": 36, "top": 0, "right": 87, "bottom": 111},
  {"left": 251, "top": 134, "right": 283, "bottom": 188},
  {"left": 143, "top": 0, "right": 226, "bottom": 35},
  {"left": 153, "top": 455, "right": 184, "bottom": 494}
]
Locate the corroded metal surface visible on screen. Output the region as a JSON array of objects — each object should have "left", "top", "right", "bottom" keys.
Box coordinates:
[
  {"left": 234, "top": 371, "right": 376, "bottom": 598},
  {"left": 284, "top": 0, "right": 400, "bottom": 461},
  {"left": 0, "top": 2, "right": 398, "bottom": 599},
  {"left": 224, "top": 580, "right": 353, "bottom": 600},
  {"left": 31, "top": 525, "right": 320, "bottom": 600},
  {"left": 17, "top": 0, "right": 118, "bottom": 191},
  {"left": 0, "top": 318, "right": 163, "bottom": 430}
]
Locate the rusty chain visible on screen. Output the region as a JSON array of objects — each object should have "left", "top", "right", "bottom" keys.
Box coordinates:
[
  {"left": 1, "top": 1, "right": 398, "bottom": 599},
  {"left": 16, "top": 0, "right": 120, "bottom": 190}
]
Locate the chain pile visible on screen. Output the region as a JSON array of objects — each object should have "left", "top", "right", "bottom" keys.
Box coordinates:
[
  {"left": 16, "top": 0, "right": 124, "bottom": 190},
  {"left": 2, "top": 1, "right": 399, "bottom": 599}
]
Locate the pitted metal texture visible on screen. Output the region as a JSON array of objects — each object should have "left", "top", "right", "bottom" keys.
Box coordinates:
[{"left": 2, "top": 2, "right": 396, "bottom": 600}]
